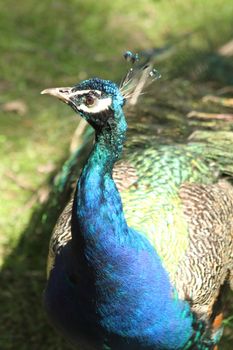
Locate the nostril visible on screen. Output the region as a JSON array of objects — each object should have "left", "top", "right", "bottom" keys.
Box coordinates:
[{"left": 59, "top": 89, "right": 69, "bottom": 93}]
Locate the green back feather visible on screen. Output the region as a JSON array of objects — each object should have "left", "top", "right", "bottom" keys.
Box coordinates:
[{"left": 119, "top": 142, "right": 223, "bottom": 277}]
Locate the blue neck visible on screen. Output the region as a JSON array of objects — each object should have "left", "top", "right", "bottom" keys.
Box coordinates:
[
  {"left": 74, "top": 107, "right": 128, "bottom": 244},
  {"left": 71, "top": 106, "right": 194, "bottom": 349}
]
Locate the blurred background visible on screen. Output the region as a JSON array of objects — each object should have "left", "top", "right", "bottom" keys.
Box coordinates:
[{"left": 0, "top": 1, "right": 233, "bottom": 349}]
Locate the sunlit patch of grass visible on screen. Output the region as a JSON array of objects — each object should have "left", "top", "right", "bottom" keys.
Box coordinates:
[{"left": 0, "top": 95, "right": 81, "bottom": 262}]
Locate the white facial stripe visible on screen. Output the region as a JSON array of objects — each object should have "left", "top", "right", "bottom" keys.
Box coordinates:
[
  {"left": 79, "top": 97, "right": 112, "bottom": 114},
  {"left": 69, "top": 89, "right": 102, "bottom": 98}
]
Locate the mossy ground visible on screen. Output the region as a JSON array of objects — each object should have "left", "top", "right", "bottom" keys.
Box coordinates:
[{"left": 0, "top": 1, "right": 233, "bottom": 349}]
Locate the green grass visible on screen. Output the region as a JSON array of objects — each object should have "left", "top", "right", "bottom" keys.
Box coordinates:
[{"left": 0, "top": 0, "right": 233, "bottom": 349}]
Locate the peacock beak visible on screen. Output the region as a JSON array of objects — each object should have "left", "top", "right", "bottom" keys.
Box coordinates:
[{"left": 41, "top": 87, "right": 73, "bottom": 104}]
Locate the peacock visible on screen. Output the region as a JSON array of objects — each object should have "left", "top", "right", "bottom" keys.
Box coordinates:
[{"left": 42, "top": 55, "right": 233, "bottom": 350}]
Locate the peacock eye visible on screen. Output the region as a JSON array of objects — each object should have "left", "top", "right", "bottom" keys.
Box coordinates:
[{"left": 85, "top": 94, "right": 96, "bottom": 106}]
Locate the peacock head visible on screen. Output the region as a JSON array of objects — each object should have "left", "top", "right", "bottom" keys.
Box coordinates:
[
  {"left": 41, "top": 78, "right": 125, "bottom": 131},
  {"left": 42, "top": 51, "right": 161, "bottom": 131}
]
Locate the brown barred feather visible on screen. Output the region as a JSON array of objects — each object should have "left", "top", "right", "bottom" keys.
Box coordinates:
[{"left": 176, "top": 181, "right": 233, "bottom": 319}]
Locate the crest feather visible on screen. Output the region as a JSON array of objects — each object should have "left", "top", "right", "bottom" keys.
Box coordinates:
[{"left": 120, "top": 51, "right": 161, "bottom": 105}]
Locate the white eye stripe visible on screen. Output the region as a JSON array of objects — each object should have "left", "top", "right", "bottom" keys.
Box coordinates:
[
  {"left": 78, "top": 97, "right": 112, "bottom": 114},
  {"left": 70, "top": 89, "right": 102, "bottom": 98}
]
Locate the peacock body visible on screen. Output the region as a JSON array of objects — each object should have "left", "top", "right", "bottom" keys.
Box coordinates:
[{"left": 42, "top": 69, "right": 233, "bottom": 350}]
